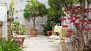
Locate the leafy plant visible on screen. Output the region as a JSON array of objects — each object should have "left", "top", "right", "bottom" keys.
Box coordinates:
[
  {"left": 13, "top": 22, "right": 20, "bottom": 26},
  {"left": 0, "top": 38, "right": 23, "bottom": 51},
  {"left": 47, "top": 0, "right": 64, "bottom": 23},
  {"left": 9, "top": 22, "right": 20, "bottom": 35},
  {"left": 9, "top": 22, "right": 27, "bottom": 35},
  {"left": 19, "top": 27, "right": 27, "bottom": 35},
  {"left": 24, "top": 0, "right": 47, "bottom": 29},
  {"left": 41, "top": 20, "right": 55, "bottom": 34},
  {"left": 0, "top": 36, "right": 5, "bottom": 42},
  {"left": 9, "top": 27, "right": 14, "bottom": 35}
]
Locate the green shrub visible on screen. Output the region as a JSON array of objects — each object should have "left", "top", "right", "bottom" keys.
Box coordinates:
[
  {"left": 41, "top": 20, "right": 55, "bottom": 34},
  {"left": 0, "top": 38, "right": 23, "bottom": 51}
]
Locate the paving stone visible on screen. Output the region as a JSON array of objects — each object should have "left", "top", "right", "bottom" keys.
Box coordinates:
[{"left": 23, "top": 35, "right": 62, "bottom": 51}]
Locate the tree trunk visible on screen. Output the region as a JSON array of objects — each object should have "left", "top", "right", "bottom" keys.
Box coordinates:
[
  {"left": 80, "top": 33, "right": 84, "bottom": 51},
  {"left": 80, "top": 0, "right": 85, "bottom": 51},
  {"left": 33, "top": 18, "right": 36, "bottom": 29},
  {"left": 26, "top": 19, "right": 28, "bottom": 35}
]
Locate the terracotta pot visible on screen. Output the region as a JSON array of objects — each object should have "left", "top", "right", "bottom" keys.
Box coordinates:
[{"left": 30, "top": 28, "right": 37, "bottom": 36}]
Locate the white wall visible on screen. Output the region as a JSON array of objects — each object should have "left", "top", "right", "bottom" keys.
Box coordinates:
[
  {"left": 0, "top": 4, "right": 7, "bottom": 38},
  {"left": 0, "top": 0, "right": 49, "bottom": 34}
]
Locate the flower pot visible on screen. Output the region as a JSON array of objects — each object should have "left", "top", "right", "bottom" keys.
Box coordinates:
[{"left": 30, "top": 28, "right": 37, "bottom": 36}]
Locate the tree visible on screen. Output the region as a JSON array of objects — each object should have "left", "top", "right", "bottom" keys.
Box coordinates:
[
  {"left": 24, "top": 0, "right": 47, "bottom": 29},
  {"left": 59, "top": 0, "right": 91, "bottom": 51},
  {"left": 48, "top": 0, "right": 64, "bottom": 24}
]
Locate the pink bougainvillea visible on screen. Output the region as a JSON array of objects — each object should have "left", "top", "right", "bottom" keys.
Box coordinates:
[
  {"left": 62, "top": 25, "right": 68, "bottom": 28},
  {"left": 59, "top": 18, "right": 66, "bottom": 20},
  {"left": 68, "top": 30, "right": 73, "bottom": 34},
  {"left": 59, "top": 5, "right": 91, "bottom": 38}
]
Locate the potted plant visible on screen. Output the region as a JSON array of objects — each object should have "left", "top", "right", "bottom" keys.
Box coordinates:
[
  {"left": 13, "top": 21, "right": 20, "bottom": 32},
  {"left": 9, "top": 21, "right": 20, "bottom": 37},
  {"left": 10, "top": 21, "right": 26, "bottom": 45},
  {"left": 19, "top": 27, "right": 26, "bottom": 44},
  {"left": 24, "top": 0, "right": 47, "bottom": 36},
  {"left": 19, "top": 27, "right": 26, "bottom": 35},
  {"left": 41, "top": 20, "right": 55, "bottom": 36}
]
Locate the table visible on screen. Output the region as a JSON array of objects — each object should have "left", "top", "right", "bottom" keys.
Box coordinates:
[{"left": 14, "top": 35, "right": 26, "bottom": 45}]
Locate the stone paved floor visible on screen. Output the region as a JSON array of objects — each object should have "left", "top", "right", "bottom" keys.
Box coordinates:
[{"left": 23, "top": 35, "right": 62, "bottom": 51}]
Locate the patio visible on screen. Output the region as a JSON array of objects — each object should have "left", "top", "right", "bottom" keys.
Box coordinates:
[{"left": 23, "top": 34, "right": 62, "bottom": 51}]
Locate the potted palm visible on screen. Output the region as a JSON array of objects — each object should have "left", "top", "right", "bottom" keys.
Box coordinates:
[{"left": 24, "top": 0, "right": 47, "bottom": 36}]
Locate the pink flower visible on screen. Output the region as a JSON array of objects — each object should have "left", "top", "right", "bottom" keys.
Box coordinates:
[
  {"left": 75, "top": 16, "right": 80, "bottom": 19},
  {"left": 74, "top": 6, "right": 81, "bottom": 9},
  {"left": 69, "top": 8, "right": 76, "bottom": 12},
  {"left": 86, "top": 21, "right": 91, "bottom": 24},
  {"left": 68, "top": 30, "right": 73, "bottom": 34},
  {"left": 71, "top": 15, "right": 79, "bottom": 20},
  {"left": 59, "top": 18, "right": 66, "bottom": 20},
  {"left": 66, "top": 34, "right": 70, "bottom": 38},
  {"left": 84, "top": 8, "right": 90, "bottom": 13},
  {"left": 70, "top": 20, "right": 75, "bottom": 23},
  {"left": 72, "top": 15, "right": 77, "bottom": 18},
  {"left": 83, "top": 28, "right": 89, "bottom": 31},
  {"left": 80, "top": 8, "right": 90, "bottom": 13},
  {"left": 79, "top": 19, "right": 86, "bottom": 22},
  {"left": 62, "top": 25, "right": 68, "bottom": 28},
  {"left": 68, "top": 17, "right": 72, "bottom": 20}
]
